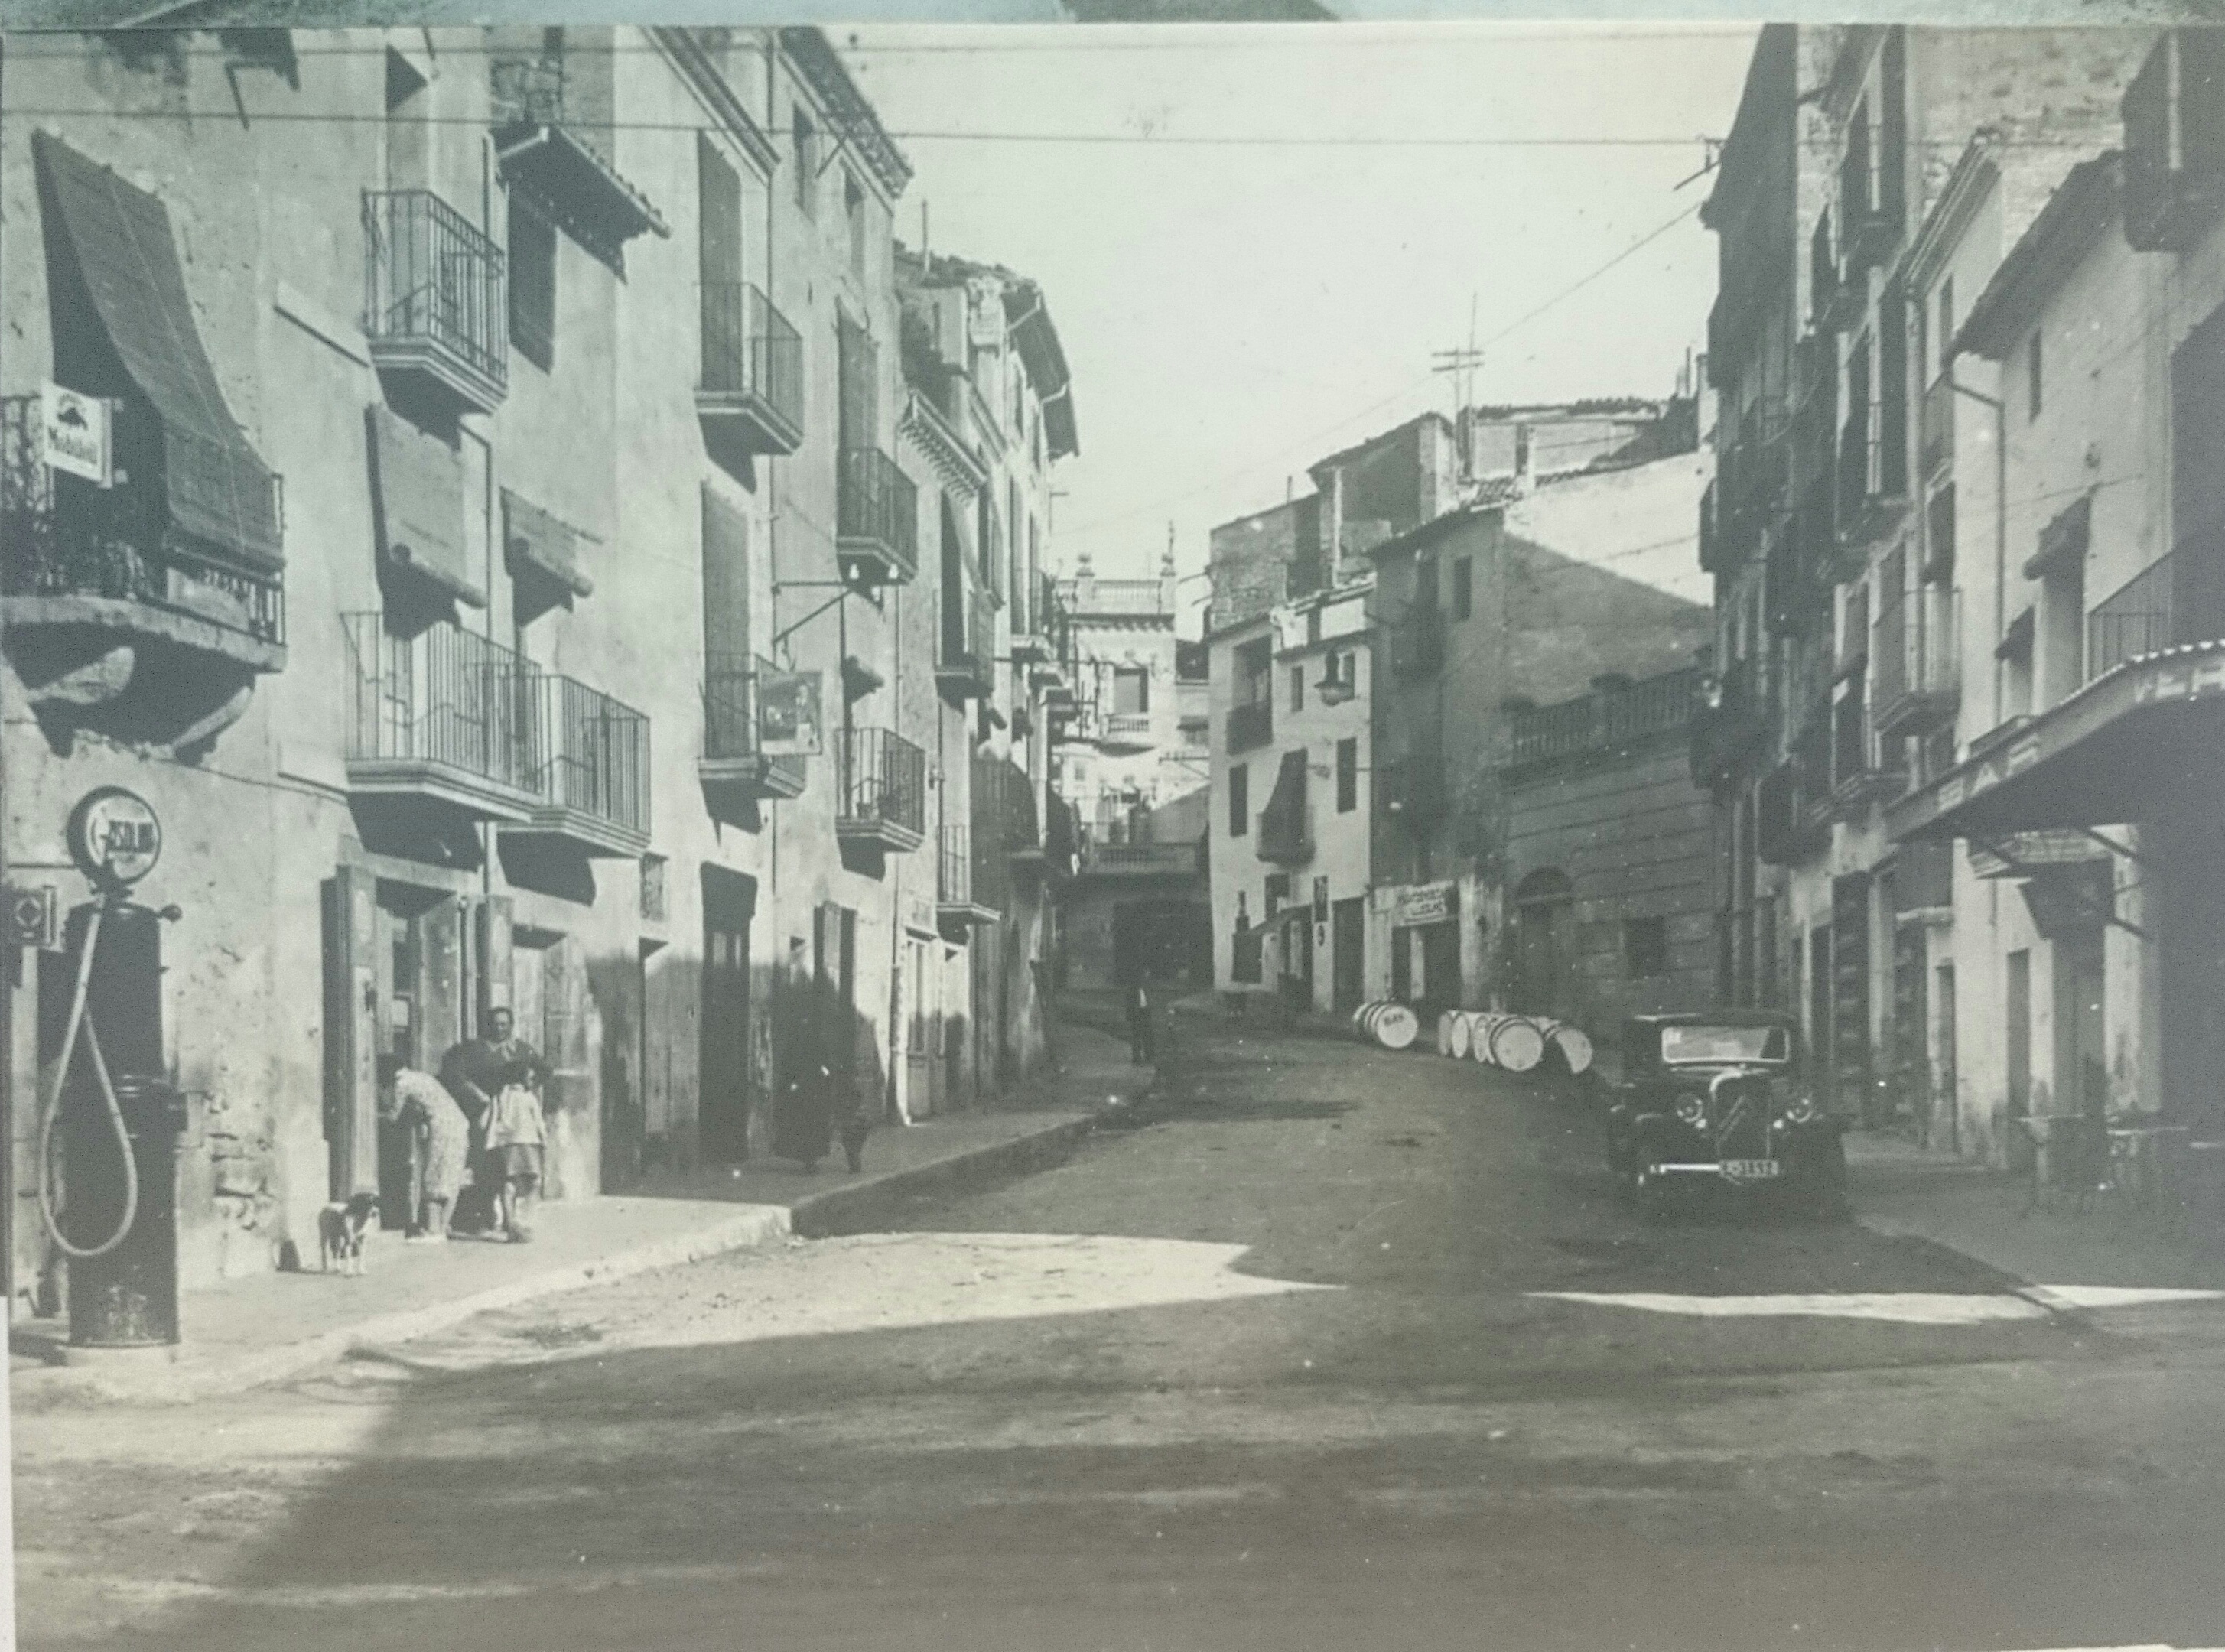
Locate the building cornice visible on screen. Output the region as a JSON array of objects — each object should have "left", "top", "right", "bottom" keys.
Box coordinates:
[
  {"left": 652, "top": 29, "right": 781, "bottom": 178},
  {"left": 1956, "top": 153, "right": 2122, "bottom": 360},
  {"left": 899, "top": 391, "right": 990, "bottom": 498},
  {"left": 779, "top": 28, "right": 913, "bottom": 201},
  {"left": 1895, "top": 130, "right": 2002, "bottom": 297}
]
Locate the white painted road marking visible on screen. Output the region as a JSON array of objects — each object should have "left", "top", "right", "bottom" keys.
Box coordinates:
[{"left": 1529, "top": 1287, "right": 2225, "bottom": 1325}]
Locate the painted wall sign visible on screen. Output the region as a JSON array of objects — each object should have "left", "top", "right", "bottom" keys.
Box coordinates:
[
  {"left": 757, "top": 670, "right": 825, "bottom": 756},
  {"left": 41, "top": 382, "right": 114, "bottom": 486},
  {"left": 1387, "top": 880, "right": 1456, "bottom": 928}
]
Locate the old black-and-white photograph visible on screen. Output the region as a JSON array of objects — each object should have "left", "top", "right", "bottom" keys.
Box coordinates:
[{"left": 4, "top": 15, "right": 2225, "bottom": 1650}]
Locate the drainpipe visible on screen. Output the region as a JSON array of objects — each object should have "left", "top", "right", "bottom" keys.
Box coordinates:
[{"left": 1948, "top": 376, "right": 2006, "bottom": 733}]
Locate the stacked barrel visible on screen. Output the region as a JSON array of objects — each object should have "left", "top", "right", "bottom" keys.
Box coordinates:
[{"left": 1403, "top": 1008, "right": 1596, "bottom": 1077}]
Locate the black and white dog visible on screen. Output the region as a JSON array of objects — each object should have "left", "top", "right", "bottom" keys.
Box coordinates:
[{"left": 317, "top": 1193, "right": 381, "bottom": 1276}]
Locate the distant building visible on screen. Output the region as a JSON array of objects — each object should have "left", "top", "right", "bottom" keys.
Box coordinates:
[
  {"left": 1059, "top": 785, "right": 1212, "bottom": 993},
  {"left": 1202, "top": 395, "right": 1713, "bottom": 1023}
]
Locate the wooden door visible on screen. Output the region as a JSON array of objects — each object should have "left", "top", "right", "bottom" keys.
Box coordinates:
[
  {"left": 700, "top": 870, "right": 755, "bottom": 1163},
  {"left": 2006, "top": 948, "right": 2031, "bottom": 1123},
  {"left": 322, "top": 869, "right": 379, "bottom": 1202},
  {"left": 1332, "top": 898, "right": 1365, "bottom": 1013},
  {"left": 905, "top": 935, "right": 933, "bottom": 1120}
]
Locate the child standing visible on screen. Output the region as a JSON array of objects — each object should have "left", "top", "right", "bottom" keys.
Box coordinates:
[{"left": 481, "top": 1058, "right": 547, "bottom": 1242}]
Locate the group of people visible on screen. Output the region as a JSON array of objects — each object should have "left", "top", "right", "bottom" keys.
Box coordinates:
[{"left": 377, "top": 1006, "right": 548, "bottom": 1244}]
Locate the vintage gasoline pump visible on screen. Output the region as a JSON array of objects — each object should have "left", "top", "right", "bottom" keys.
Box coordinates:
[{"left": 38, "top": 787, "right": 186, "bottom": 1349}]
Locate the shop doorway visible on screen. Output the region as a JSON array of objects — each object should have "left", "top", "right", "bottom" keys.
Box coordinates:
[
  {"left": 2006, "top": 948, "right": 2031, "bottom": 1125},
  {"left": 1280, "top": 911, "right": 1314, "bottom": 1010},
  {"left": 698, "top": 867, "right": 756, "bottom": 1163},
  {"left": 2056, "top": 925, "right": 2107, "bottom": 1120},
  {"left": 1332, "top": 897, "right": 1365, "bottom": 1014},
  {"left": 905, "top": 934, "right": 934, "bottom": 1119}
]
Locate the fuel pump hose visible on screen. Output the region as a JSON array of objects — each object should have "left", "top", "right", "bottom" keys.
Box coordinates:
[{"left": 37, "top": 903, "right": 141, "bottom": 1260}]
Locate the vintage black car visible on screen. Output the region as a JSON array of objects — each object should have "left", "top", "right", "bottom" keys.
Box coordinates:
[{"left": 1602, "top": 1011, "right": 1847, "bottom": 1221}]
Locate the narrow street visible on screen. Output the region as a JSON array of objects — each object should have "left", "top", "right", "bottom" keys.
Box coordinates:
[{"left": 18, "top": 1007, "right": 2225, "bottom": 1652}]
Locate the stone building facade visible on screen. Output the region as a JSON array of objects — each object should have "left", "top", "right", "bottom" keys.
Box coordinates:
[{"left": 0, "top": 27, "right": 1073, "bottom": 1303}]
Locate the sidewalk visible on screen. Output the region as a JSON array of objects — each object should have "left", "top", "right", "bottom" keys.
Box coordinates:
[
  {"left": 10, "top": 1017, "right": 1147, "bottom": 1406},
  {"left": 1849, "top": 1130, "right": 2225, "bottom": 1292}
]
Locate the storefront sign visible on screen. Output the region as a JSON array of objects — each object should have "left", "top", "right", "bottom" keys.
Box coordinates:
[
  {"left": 41, "top": 382, "right": 113, "bottom": 487},
  {"left": 68, "top": 786, "right": 161, "bottom": 886},
  {"left": 1386, "top": 880, "right": 1456, "bottom": 928},
  {"left": 757, "top": 670, "right": 824, "bottom": 756}
]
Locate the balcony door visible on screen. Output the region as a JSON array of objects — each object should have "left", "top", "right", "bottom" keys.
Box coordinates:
[{"left": 838, "top": 311, "right": 877, "bottom": 455}]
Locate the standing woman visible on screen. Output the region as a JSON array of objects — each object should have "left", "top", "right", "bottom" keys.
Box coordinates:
[{"left": 379, "top": 1059, "right": 470, "bottom": 1241}]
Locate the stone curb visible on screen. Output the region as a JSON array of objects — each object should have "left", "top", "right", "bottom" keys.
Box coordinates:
[{"left": 13, "top": 1108, "right": 1104, "bottom": 1407}]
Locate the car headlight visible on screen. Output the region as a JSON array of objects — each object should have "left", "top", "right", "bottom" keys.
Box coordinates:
[
  {"left": 1781, "top": 1096, "right": 1818, "bottom": 1124},
  {"left": 1674, "top": 1092, "right": 1705, "bottom": 1125}
]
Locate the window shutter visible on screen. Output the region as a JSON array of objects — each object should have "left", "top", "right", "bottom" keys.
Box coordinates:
[{"left": 701, "top": 486, "right": 750, "bottom": 678}]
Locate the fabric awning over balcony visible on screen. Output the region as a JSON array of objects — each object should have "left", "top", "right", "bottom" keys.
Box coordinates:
[
  {"left": 34, "top": 132, "right": 284, "bottom": 575},
  {"left": 1261, "top": 747, "right": 1308, "bottom": 828},
  {"left": 1888, "top": 640, "right": 2225, "bottom": 841},
  {"left": 368, "top": 405, "right": 482, "bottom": 608},
  {"left": 502, "top": 488, "right": 596, "bottom": 599}
]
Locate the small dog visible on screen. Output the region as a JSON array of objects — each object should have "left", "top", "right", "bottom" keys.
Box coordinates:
[{"left": 317, "top": 1193, "right": 380, "bottom": 1276}]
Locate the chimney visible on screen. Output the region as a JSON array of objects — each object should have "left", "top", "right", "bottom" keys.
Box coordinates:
[
  {"left": 1160, "top": 528, "right": 1178, "bottom": 614},
  {"left": 1076, "top": 548, "right": 1095, "bottom": 613},
  {"left": 1513, "top": 423, "right": 1534, "bottom": 499}
]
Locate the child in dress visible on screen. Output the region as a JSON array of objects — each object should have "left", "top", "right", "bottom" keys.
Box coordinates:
[{"left": 481, "top": 1057, "right": 548, "bottom": 1242}]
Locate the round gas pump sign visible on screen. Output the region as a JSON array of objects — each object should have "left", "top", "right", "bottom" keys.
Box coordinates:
[{"left": 68, "top": 787, "right": 161, "bottom": 888}]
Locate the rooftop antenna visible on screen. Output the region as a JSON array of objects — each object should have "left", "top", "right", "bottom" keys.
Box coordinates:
[{"left": 1433, "top": 294, "right": 1485, "bottom": 479}]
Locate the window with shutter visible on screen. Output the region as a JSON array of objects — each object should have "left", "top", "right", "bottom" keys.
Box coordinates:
[{"left": 509, "top": 193, "right": 556, "bottom": 372}]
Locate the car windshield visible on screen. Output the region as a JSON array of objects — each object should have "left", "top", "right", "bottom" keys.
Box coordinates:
[{"left": 1659, "top": 1024, "right": 1790, "bottom": 1065}]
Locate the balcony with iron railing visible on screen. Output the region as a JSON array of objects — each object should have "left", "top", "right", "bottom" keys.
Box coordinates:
[
  {"left": 508, "top": 670, "right": 652, "bottom": 856},
  {"left": 699, "top": 652, "right": 808, "bottom": 819},
  {"left": 1, "top": 396, "right": 287, "bottom": 685},
  {"left": 936, "top": 580, "right": 997, "bottom": 703},
  {"left": 698, "top": 283, "right": 803, "bottom": 456},
  {"left": 343, "top": 613, "right": 545, "bottom": 821},
  {"left": 1838, "top": 110, "right": 1900, "bottom": 272},
  {"left": 1058, "top": 577, "right": 1172, "bottom": 619},
  {"left": 974, "top": 756, "right": 1040, "bottom": 863},
  {"left": 1830, "top": 671, "right": 1903, "bottom": 812},
  {"left": 936, "top": 824, "right": 999, "bottom": 933},
  {"left": 1227, "top": 696, "right": 1274, "bottom": 754},
  {"left": 1511, "top": 668, "right": 1700, "bottom": 773},
  {"left": 1812, "top": 210, "right": 1863, "bottom": 333},
  {"left": 835, "top": 725, "right": 926, "bottom": 851},
  {"left": 836, "top": 447, "right": 919, "bottom": 587},
  {"left": 1873, "top": 585, "right": 1960, "bottom": 735},
  {"left": 2086, "top": 541, "right": 2225, "bottom": 681},
  {"left": 362, "top": 190, "right": 508, "bottom": 413}
]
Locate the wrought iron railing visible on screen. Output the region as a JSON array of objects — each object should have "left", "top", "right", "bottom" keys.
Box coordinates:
[
  {"left": 2084, "top": 545, "right": 2225, "bottom": 680},
  {"left": 344, "top": 613, "right": 543, "bottom": 793},
  {"left": 938, "top": 824, "right": 974, "bottom": 907},
  {"left": 1104, "top": 710, "right": 1152, "bottom": 743},
  {"left": 362, "top": 190, "right": 507, "bottom": 398},
  {"left": 836, "top": 725, "right": 925, "bottom": 837},
  {"left": 1874, "top": 585, "right": 1960, "bottom": 730},
  {"left": 701, "top": 281, "right": 804, "bottom": 434},
  {"left": 535, "top": 671, "right": 649, "bottom": 836},
  {"left": 2, "top": 396, "right": 285, "bottom": 645},
  {"left": 1059, "top": 577, "right": 1168, "bottom": 617},
  {"left": 837, "top": 447, "right": 918, "bottom": 575}
]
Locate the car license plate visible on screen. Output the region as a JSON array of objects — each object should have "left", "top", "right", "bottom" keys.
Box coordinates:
[{"left": 1721, "top": 1159, "right": 1781, "bottom": 1180}]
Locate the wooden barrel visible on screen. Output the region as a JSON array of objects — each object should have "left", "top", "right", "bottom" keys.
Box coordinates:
[
  {"left": 1531, "top": 1019, "right": 1594, "bottom": 1076},
  {"left": 1446, "top": 1011, "right": 1473, "bottom": 1061},
  {"left": 1435, "top": 1011, "right": 1456, "bottom": 1057},
  {"left": 1472, "top": 1012, "right": 1545, "bottom": 1072},
  {"left": 1357, "top": 1000, "right": 1419, "bottom": 1052},
  {"left": 1469, "top": 1010, "right": 1496, "bottom": 1064}
]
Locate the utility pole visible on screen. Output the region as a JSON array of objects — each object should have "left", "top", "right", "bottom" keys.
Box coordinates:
[{"left": 1433, "top": 295, "right": 1485, "bottom": 480}]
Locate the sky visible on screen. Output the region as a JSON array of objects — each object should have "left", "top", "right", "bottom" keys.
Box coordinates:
[{"left": 835, "top": 21, "right": 1761, "bottom": 617}]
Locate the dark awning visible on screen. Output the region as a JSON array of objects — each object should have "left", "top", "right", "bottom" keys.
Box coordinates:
[
  {"left": 368, "top": 405, "right": 481, "bottom": 608},
  {"left": 1888, "top": 641, "right": 2225, "bottom": 841},
  {"left": 2025, "top": 492, "right": 2092, "bottom": 581},
  {"left": 1263, "top": 746, "right": 1309, "bottom": 820},
  {"left": 34, "top": 131, "right": 284, "bottom": 574},
  {"left": 501, "top": 489, "right": 595, "bottom": 599}
]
